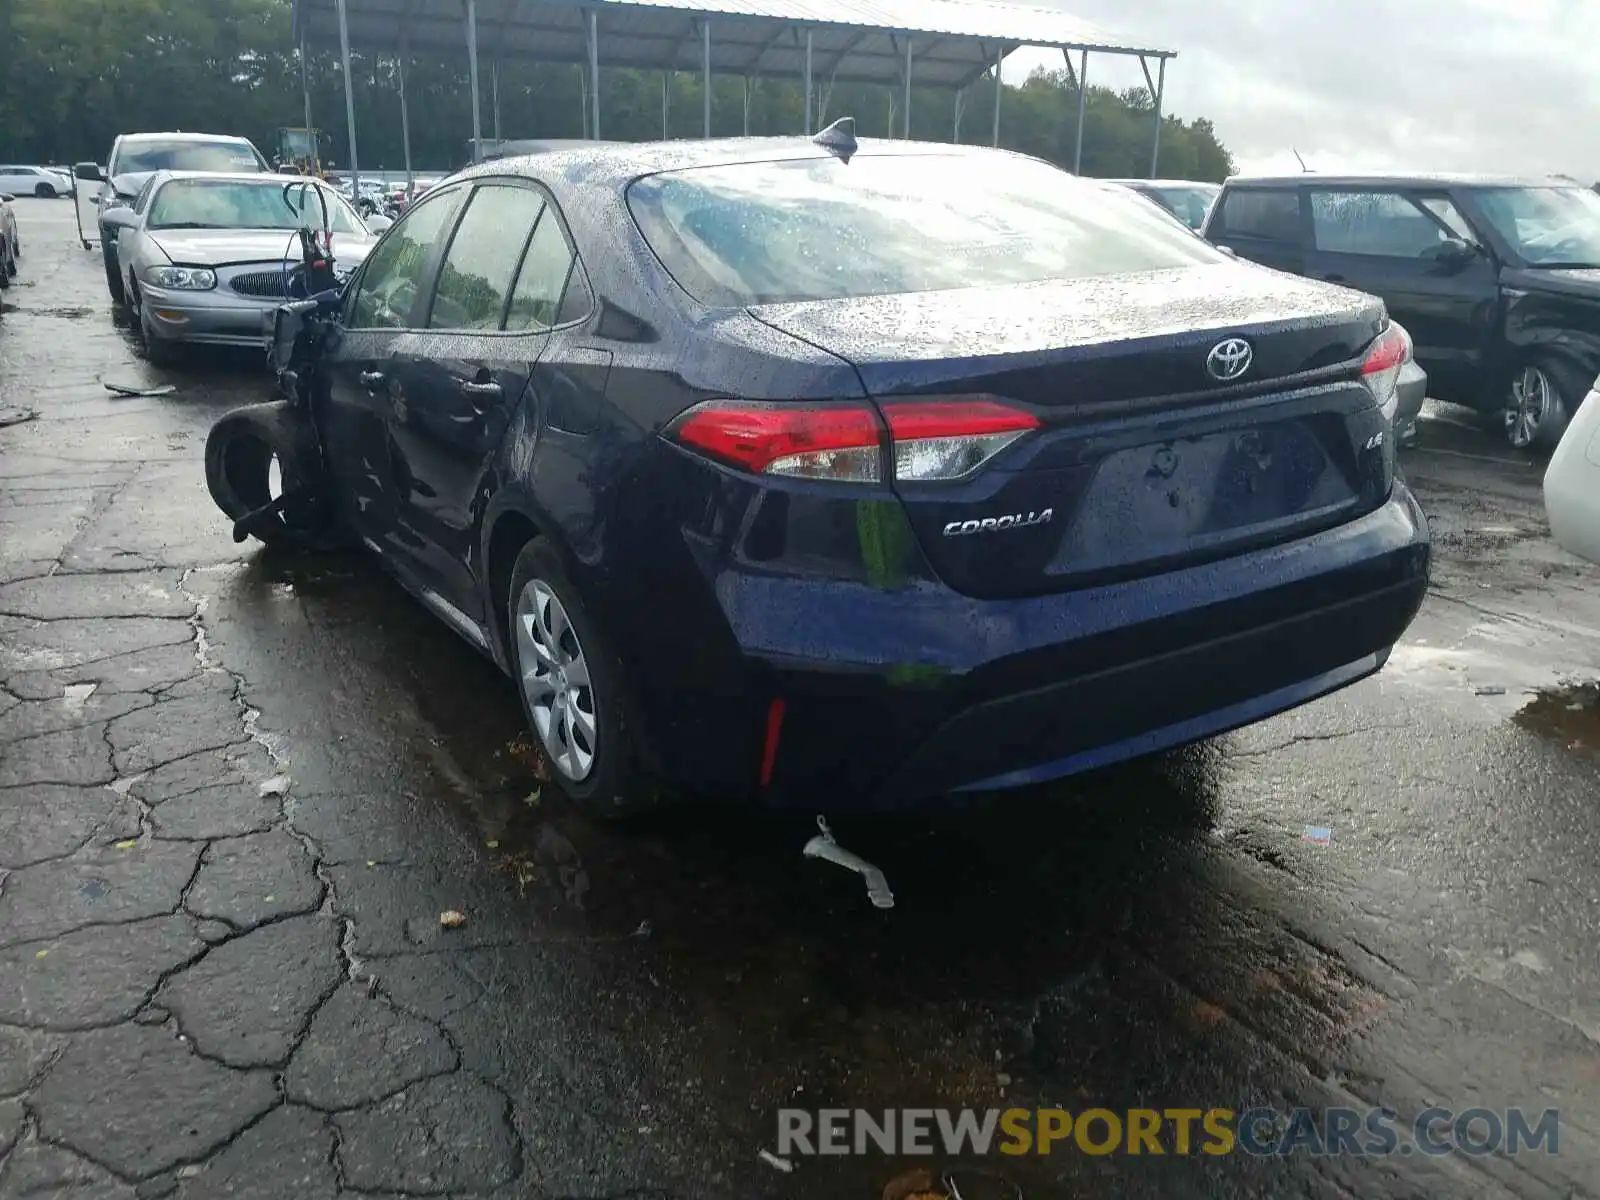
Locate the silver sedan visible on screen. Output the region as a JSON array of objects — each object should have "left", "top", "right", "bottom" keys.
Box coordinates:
[{"left": 102, "top": 171, "right": 384, "bottom": 361}]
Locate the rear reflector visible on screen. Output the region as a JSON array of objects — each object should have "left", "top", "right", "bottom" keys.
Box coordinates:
[
  {"left": 759, "top": 698, "right": 786, "bottom": 787},
  {"left": 667, "top": 395, "right": 1039, "bottom": 483}
]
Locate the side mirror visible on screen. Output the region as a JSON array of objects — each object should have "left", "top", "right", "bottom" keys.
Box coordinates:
[
  {"left": 1431, "top": 237, "right": 1478, "bottom": 270},
  {"left": 100, "top": 205, "right": 138, "bottom": 229},
  {"left": 1214, "top": 244, "right": 1239, "bottom": 259},
  {"left": 364, "top": 214, "right": 393, "bottom": 235},
  {"left": 73, "top": 162, "right": 104, "bottom": 182}
]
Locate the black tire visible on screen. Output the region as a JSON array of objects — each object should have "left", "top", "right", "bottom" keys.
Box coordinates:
[
  {"left": 34, "top": 182, "right": 56, "bottom": 199},
  {"left": 134, "top": 293, "right": 181, "bottom": 367},
  {"left": 204, "top": 401, "right": 341, "bottom": 550},
  {"left": 1502, "top": 356, "right": 1581, "bottom": 452},
  {"left": 0, "top": 240, "right": 10, "bottom": 289},
  {"left": 102, "top": 241, "right": 125, "bottom": 304},
  {"left": 506, "top": 538, "right": 660, "bottom": 819}
]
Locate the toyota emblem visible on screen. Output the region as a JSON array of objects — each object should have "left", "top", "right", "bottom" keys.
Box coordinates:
[{"left": 1205, "top": 337, "right": 1253, "bottom": 382}]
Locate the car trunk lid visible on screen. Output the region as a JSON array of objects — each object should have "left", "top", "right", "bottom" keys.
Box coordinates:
[{"left": 749, "top": 266, "right": 1394, "bottom": 599}]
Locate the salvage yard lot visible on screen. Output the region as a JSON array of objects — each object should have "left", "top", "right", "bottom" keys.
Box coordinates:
[{"left": 3, "top": 198, "right": 1600, "bottom": 1199}]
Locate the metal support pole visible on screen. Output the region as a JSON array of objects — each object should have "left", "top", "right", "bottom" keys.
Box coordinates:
[
  {"left": 1150, "top": 57, "right": 1167, "bottom": 178},
  {"left": 902, "top": 38, "right": 912, "bottom": 138},
  {"left": 399, "top": 51, "right": 413, "bottom": 192},
  {"left": 578, "top": 67, "right": 588, "bottom": 139},
  {"left": 742, "top": 76, "right": 750, "bottom": 135},
  {"left": 803, "top": 30, "right": 813, "bottom": 133},
  {"left": 662, "top": 71, "right": 670, "bottom": 140},
  {"left": 465, "top": 0, "right": 483, "bottom": 161},
  {"left": 299, "top": 36, "right": 313, "bottom": 159},
  {"left": 953, "top": 88, "right": 964, "bottom": 143},
  {"left": 334, "top": 0, "right": 359, "bottom": 192},
  {"left": 1073, "top": 48, "right": 1088, "bottom": 174},
  {"left": 587, "top": 8, "right": 600, "bottom": 140},
  {"left": 492, "top": 60, "right": 501, "bottom": 143},
  {"left": 991, "top": 45, "right": 1002, "bottom": 146},
  {"left": 702, "top": 21, "right": 712, "bottom": 137}
]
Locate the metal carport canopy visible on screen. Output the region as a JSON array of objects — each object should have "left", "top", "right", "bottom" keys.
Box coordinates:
[{"left": 291, "top": 0, "right": 1174, "bottom": 91}]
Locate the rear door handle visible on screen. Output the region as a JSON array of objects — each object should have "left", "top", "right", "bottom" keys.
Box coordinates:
[
  {"left": 359, "top": 369, "right": 386, "bottom": 388},
  {"left": 459, "top": 379, "right": 502, "bottom": 398}
]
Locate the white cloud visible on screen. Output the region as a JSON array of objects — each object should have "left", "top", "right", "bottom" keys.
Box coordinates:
[{"left": 1001, "top": 0, "right": 1600, "bottom": 179}]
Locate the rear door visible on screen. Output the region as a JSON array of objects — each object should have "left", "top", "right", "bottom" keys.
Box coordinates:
[
  {"left": 321, "top": 184, "right": 467, "bottom": 549},
  {"left": 385, "top": 179, "right": 568, "bottom": 622},
  {"left": 1208, "top": 186, "right": 1308, "bottom": 274},
  {"left": 1304, "top": 186, "right": 1499, "bottom": 403}
]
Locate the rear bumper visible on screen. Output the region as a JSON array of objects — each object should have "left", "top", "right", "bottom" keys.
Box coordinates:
[
  {"left": 1544, "top": 388, "right": 1600, "bottom": 565},
  {"left": 620, "top": 483, "right": 1429, "bottom": 804},
  {"left": 1396, "top": 360, "right": 1426, "bottom": 435}
]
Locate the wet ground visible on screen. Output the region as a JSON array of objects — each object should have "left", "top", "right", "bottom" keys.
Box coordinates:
[{"left": 3, "top": 198, "right": 1600, "bottom": 1199}]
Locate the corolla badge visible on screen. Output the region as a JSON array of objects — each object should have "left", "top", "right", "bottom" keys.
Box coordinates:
[
  {"left": 942, "top": 509, "right": 1053, "bottom": 537},
  {"left": 1205, "top": 337, "right": 1253, "bottom": 382}
]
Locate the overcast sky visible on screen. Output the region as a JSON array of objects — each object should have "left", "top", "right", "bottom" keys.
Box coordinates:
[{"left": 1003, "top": 0, "right": 1598, "bottom": 178}]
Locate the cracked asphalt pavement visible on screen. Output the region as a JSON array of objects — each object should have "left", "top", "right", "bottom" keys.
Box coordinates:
[{"left": 3, "top": 200, "right": 1600, "bottom": 1199}]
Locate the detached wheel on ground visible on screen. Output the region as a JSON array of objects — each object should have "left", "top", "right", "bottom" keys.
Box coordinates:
[
  {"left": 204, "top": 401, "right": 342, "bottom": 550},
  {"left": 507, "top": 538, "right": 659, "bottom": 819},
  {"left": 1503, "top": 358, "right": 1579, "bottom": 451}
]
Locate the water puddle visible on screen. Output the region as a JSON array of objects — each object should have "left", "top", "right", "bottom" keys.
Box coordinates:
[{"left": 1514, "top": 681, "right": 1600, "bottom": 754}]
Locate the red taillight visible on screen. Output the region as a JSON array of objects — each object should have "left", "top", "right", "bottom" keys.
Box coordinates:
[
  {"left": 667, "top": 401, "right": 885, "bottom": 481},
  {"left": 666, "top": 395, "right": 1039, "bottom": 483},
  {"left": 1359, "top": 323, "right": 1412, "bottom": 420},
  {"left": 1361, "top": 324, "right": 1410, "bottom": 377},
  {"left": 883, "top": 397, "right": 1040, "bottom": 482}
]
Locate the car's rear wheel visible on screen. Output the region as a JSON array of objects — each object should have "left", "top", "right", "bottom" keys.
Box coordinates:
[
  {"left": 34, "top": 182, "right": 56, "bottom": 199},
  {"left": 1503, "top": 359, "right": 1576, "bottom": 452},
  {"left": 205, "top": 402, "right": 342, "bottom": 550},
  {"left": 507, "top": 538, "right": 659, "bottom": 819},
  {"left": 0, "top": 240, "right": 11, "bottom": 289}
]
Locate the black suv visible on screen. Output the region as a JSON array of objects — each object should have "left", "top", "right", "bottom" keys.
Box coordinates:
[{"left": 1203, "top": 174, "right": 1600, "bottom": 449}]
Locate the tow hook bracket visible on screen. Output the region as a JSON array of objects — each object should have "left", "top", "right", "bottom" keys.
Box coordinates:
[{"left": 803, "top": 816, "right": 895, "bottom": 909}]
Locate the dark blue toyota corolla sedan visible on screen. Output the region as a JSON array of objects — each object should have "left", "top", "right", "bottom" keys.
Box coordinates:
[{"left": 207, "top": 126, "right": 1430, "bottom": 817}]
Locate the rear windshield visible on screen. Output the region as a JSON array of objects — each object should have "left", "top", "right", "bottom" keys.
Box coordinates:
[
  {"left": 626, "top": 153, "right": 1225, "bottom": 306},
  {"left": 1145, "top": 185, "right": 1220, "bottom": 230},
  {"left": 113, "top": 140, "right": 266, "bottom": 177}
]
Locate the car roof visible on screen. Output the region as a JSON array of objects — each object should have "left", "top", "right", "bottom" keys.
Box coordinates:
[
  {"left": 1106, "top": 178, "right": 1219, "bottom": 189},
  {"left": 1221, "top": 172, "right": 1575, "bottom": 190},
  {"left": 150, "top": 170, "right": 339, "bottom": 185},
  {"left": 446, "top": 135, "right": 1056, "bottom": 192},
  {"left": 118, "top": 131, "right": 256, "bottom": 144}
]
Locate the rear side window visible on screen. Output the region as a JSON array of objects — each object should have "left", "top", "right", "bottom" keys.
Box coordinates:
[
  {"left": 506, "top": 210, "right": 577, "bottom": 331},
  {"left": 428, "top": 184, "right": 547, "bottom": 330},
  {"left": 627, "top": 153, "right": 1223, "bottom": 306},
  {"left": 1310, "top": 190, "right": 1455, "bottom": 257},
  {"left": 1215, "top": 188, "right": 1302, "bottom": 243}
]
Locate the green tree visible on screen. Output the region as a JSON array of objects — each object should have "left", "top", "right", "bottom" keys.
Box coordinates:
[{"left": 0, "top": 0, "right": 1233, "bottom": 182}]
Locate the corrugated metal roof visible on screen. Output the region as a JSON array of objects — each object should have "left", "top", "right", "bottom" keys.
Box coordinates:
[{"left": 293, "top": 0, "right": 1172, "bottom": 92}]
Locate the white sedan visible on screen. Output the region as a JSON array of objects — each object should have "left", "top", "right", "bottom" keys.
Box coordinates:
[
  {"left": 0, "top": 165, "right": 73, "bottom": 198},
  {"left": 1543, "top": 379, "right": 1600, "bottom": 565}
]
